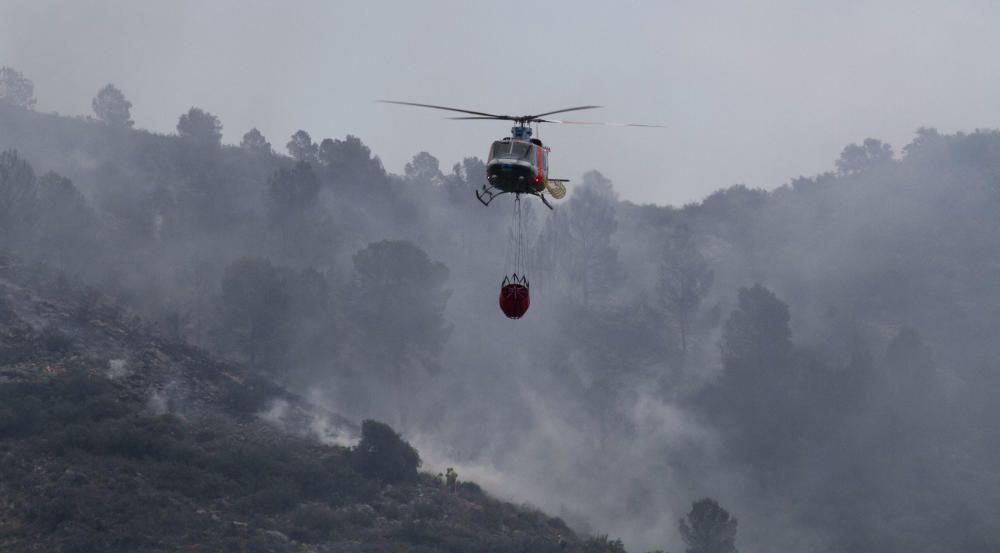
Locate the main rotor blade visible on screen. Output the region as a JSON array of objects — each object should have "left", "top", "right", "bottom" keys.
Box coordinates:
[
  {"left": 447, "top": 116, "right": 516, "bottom": 121},
  {"left": 529, "top": 105, "right": 602, "bottom": 119},
  {"left": 449, "top": 115, "right": 666, "bottom": 127},
  {"left": 542, "top": 118, "right": 667, "bottom": 128},
  {"left": 379, "top": 100, "right": 505, "bottom": 119}
]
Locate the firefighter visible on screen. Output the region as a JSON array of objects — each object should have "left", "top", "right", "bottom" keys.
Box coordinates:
[{"left": 445, "top": 467, "right": 458, "bottom": 493}]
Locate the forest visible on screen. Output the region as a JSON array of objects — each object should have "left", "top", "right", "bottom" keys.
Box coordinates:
[{"left": 3, "top": 66, "right": 1000, "bottom": 553}]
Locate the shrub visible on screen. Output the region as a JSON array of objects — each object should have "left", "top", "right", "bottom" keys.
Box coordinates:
[
  {"left": 391, "top": 520, "right": 443, "bottom": 547},
  {"left": 47, "top": 372, "right": 127, "bottom": 423},
  {"left": 581, "top": 535, "right": 628, "bottom": 553},
  {"left": 0, "top": 290, "right": 15, "bottom": 322},
  {"left": 342, "top": 504, "right": 376, "bottom": 528},
  {"left": 0, "top": 393, "right": 43, "bottom": 437},
  {"left": 38, "top": 325, "right": 73, "bottom": 354},
  {"left": 0, "top": 373, "right": 125, "bottom": 438},
  {"left": 350, "top": 419, "right": 420, "bottom": 483},
  {"left": 206, "top": 445, "right": 285, "bottom": 490},
  {"left": 458, "top": 480, "right": 484, "bottom": 498},
  {"left": 288, "top": 503, "right": 339, "bottom": 542},
  {"left": 72, "top": 288, "right": 100, "bottom": 323},
  {"left": 153, "top": 461, "right": 229, "bottom": 499},
  {"left": 412, "top": 498, "right": 444, "bottom": 519},
  {"left": 24, "top": 489, "right": 76, "bottom": 532},
  {"left": 238, "top": 483, "right": 300, "bottom": 515},
  {"left": 55, "top": 420, "right": 177, "bottom": 460},
  {"left": 220, "top": 382, "right": 274, "bottom": 416}
]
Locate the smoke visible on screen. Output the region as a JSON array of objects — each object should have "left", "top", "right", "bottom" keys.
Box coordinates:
[
  {"left": 145, "top": 379, "right": 201, "bottom": 419},
  {"left": 257, "top": 396, "right": 357, "bottom": 448},
  {"left": 106, "top": 358, "right": 128, "bottom": 379},
  {"left": 4, "top": 47, "right": 1000, "bottom": 551}
]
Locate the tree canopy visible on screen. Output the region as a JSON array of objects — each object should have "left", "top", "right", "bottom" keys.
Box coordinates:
[
  {"left": 240, "top": 127, "right": 271, "bottom": 155},
  {"left": 286, "top": 130, "right": 318, "bottom": 163},
  {"left": 92, "top": 84, "right": 133, "bottom": 127},
  {"left": 0, "top": 150, "right": 38, "bottom": 249},
  {"left": 177, "top": 107, "right": 223, "bottom": 147},
  {"left": 678, "top": 498, "right": 738, "bottom": 553},
  {"left": 0, "top": 67, "right": 36, "bottom": 109},
  {"left": 217, "top": 257, "right": 290, "bottom": 371},
  {"left": 351, "top": 419, "right": 421, "bottom": 483},
  {"left": 720, "top": 284, "right": 792, "bottom": 371},
  {"left": 836, "top": 138, "right": 894, "bottom": 176}
]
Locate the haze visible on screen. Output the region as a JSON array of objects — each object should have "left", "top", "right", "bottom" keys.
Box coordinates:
[
  {"left": 5, "top": 2, "right": 1000, "bottom": 552},
  {"left": 4, "top": 0, "right": 1000, "bottom": 205}
]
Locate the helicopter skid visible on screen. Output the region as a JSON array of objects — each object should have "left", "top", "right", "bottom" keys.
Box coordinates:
[{"left": 476, "top": 185, "right": 553, "bottom": 210}]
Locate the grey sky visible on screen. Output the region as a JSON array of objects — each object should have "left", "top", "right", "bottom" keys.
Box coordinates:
[{"left": 3, "top": 0, "right": 999, "bottom": 205}]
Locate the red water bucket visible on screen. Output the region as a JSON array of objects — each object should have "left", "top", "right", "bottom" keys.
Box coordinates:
[{"left": 499, "top": 276, "right": 530, "bottom": 319}]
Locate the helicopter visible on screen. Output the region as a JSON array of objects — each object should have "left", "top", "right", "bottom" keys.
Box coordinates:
[{"left": 380, "top": 100, "right": 664, "bottom": 209}]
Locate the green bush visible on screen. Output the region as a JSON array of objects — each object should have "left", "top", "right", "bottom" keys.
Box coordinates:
[
  {"left": 194, "top": 429, "right": 217, "bottom": 443},
  {"left": 48, "top": 418, "right": 187, "bottom": 461},
  {"left": 154, "top": 461, "right": 229, "bottom": 499},
  {"left": 38, "top": 325, "right": 73, "bottom": 354},
  {"left": 343, "top": 504, "right": 376, "bottom": 528},
  {"left": 0, "top": 289, "right": 15, "bottom": 323},
  {"left": 350, "top": 419, "right": 420, "bottom": 483},
  {"left": 288, "top": 503, "right": 339, "bottom": 542},
  {"left": 0, "top": 335, "right": 35, "bottom": 364},
  {"left": 24, "top": 489, "right": 75, "bottom": 532},
  {"left": 0, "top": 393, "right": 43, "bottom": 438},
  {"left": 46, "top": 370, "right": 129, "bottom": 423},
  {"left": 0, "top": 373, "right": 126, "bottom": 439},
  {"left": 205, "top": 445, "right": 286, "bottom": 490},
  {"left": 72, "top": 287, "right": 100, "bottom": 323},
  {"left": 457, "top": 480, "right": 484, "bottom": 498},
  {"left": 412, "top": 498, "right": 444, "bottom": 519},
  {"left": 581, "top": 535, "right": 628, "bottom": 553},
  {"left": 220, "top": 382, "right": 275, "bottom": 416},
  {"left": 60, "top": 533, "right": 109, "bottom": 553},
  {"left": 391, "top": 520, "right": 443, "bottom": 547},
  {"left": 238, "top": 484, "right": 300, "bottom": 515}
]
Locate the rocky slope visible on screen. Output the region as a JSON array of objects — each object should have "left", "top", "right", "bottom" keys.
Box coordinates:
[{"left": 0, "top": 257, "right": 621, "bottom": 553}]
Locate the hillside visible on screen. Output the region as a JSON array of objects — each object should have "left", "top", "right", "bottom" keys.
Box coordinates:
[
  {"left": 5, "top": 96, "right": 1000, "bottom": 552},
  {"left": 0, "top": 259, "right": 620, "bottom": 553}
]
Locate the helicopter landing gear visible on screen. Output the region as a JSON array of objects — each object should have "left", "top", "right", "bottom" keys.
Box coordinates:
[
  {"left": 475, "top": 185, "right": 554, "bottom": 210},
  {"left": 476, "top": 184, "right": 509, "bottom": 207}
]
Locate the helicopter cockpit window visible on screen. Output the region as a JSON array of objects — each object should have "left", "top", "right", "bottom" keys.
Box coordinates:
[{"left": 490, "top": 141, "right": 533, "bottom": 162}]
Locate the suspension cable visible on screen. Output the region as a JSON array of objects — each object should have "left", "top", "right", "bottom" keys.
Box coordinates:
[{"left": 504, "top": 195, "right": 527, "bottom": 282}]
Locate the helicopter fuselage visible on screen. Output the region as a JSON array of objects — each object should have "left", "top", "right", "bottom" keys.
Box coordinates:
[
  {"left": 380, "top": 99, "right": 660, "bottom": 209},
  {"left": 486, "top": 138, "right": 548, "bottom": 195}
]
